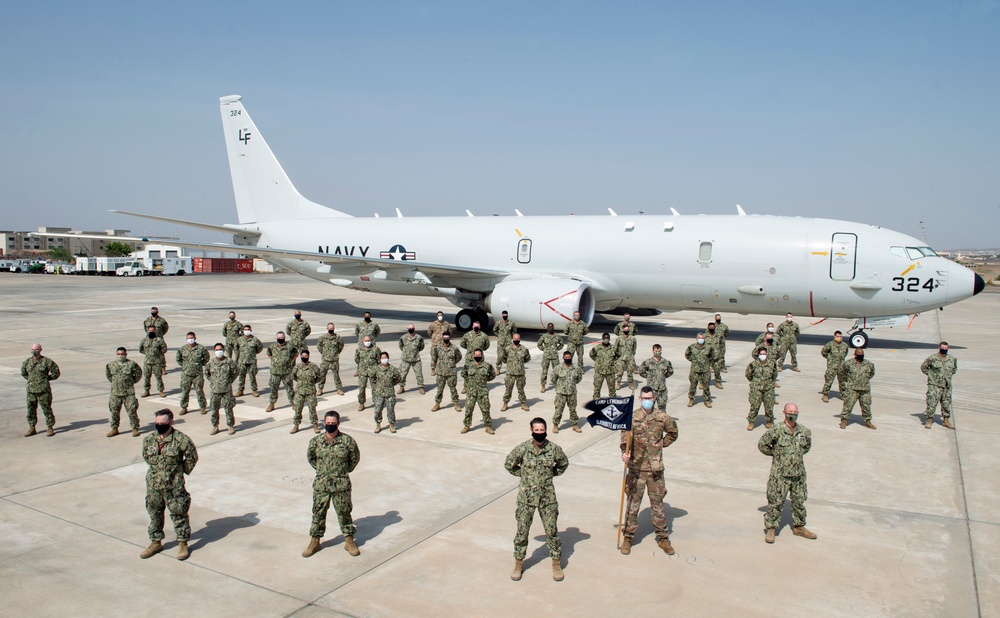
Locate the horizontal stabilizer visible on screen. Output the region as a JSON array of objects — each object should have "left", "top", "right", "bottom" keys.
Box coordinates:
[{"left": 110, "top": 210, "right": 261, "bottom": 237}]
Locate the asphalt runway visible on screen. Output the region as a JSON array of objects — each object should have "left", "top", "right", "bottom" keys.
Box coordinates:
[{"left": 1, "top": 272, "right": 996, "bottom": 617}]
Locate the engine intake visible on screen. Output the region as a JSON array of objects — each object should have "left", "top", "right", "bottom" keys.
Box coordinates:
[{"left": 487, "top": 278, "right": 595, "bottom": 328}]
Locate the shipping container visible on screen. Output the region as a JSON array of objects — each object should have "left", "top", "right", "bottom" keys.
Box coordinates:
[{"left": 192, "top": 258, "right": 254, "bottom": 273}]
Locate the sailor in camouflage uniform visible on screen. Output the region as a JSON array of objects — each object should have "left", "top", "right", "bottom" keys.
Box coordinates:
[
  {"left": 140, "top": 409, "right": 198, "bottom": 560},
  {"left": 316, "top": 323, "right": 345, "bottom": 396},
  {"left": 291, "top": 350, "right": 324, "bottom": 434},
  {"left": 713, "top": 314, "right": 730, "bottom": 372},
  {"left": 758, "top": 403, "right": 816, "bottom": 543},
  {"left": 355, "top": 311, "right": 381, "bottom": 342},
  {"left": 286, "top": 310, "right": 312, "bottom": 358},
  {"left": 704, "top": 322, "right": 724, "bottom": 388},
  {"left": 397, "top": 324, "right": 425, "bottom": 395},
  {"left": 619, "top": 386, "right": 679, "bottom": 556},
  {"left": 613, "top": 312, "right": 637, "bottom": 338},
  {"left": 460, "top": 322, "right": 490, "bottom": 393},
  {"left": 506, "top": 418, "right": 569, "bottom": 582},
  {"left": 176, "top": 332, "right": 209, "bottom": 415},
  {"left": 745, "top": 346, "right": 777, "bottom": 430},
  {"left": 612, "top": 326, "right": 637, "bottom": 390},
  {"left": 143, "top": 307, "right": 169, "bottom": 338},
  {"left": 563, "top": 311, "right": 589, "bottom": 368},
  {"left": 430, "top": 334, "right": 463, "bottom": 412},
  {"left": 302, "top": 411, "right": 361, "bottom": 558},
  {"left": 776, "top": 313, "right": 801, "bottom": 372},
  {"left": 372, "top": 352, "right": 402, "bottom": 434},
  {"left": 537, "top": 323, "right": 564, "bottom": 393},
  {"left": 21, "top": 343, "right": 60, "bottom": 437},
  {"left": 550, "top": 351, "right": 584, "bottom": 433},
  {"left": 222, "top": 311, "right": 243, "bottom": 360},
  {"left": 501, "top": 335, "right": 531, "bottom": 412},
  {"left": 354, "top": 335, "right": 382, "bottom": 411},
  {"left": 637, "top": 344, "right": 673, "bottom": 411},
  {"left": 493, "top": 311, "right": 517, "bottom": 373},
  {"left": 590, "top": 333, "right": 618, "bottom": 399},
  {"left": 461, "top": 350, "right": 496, "bottom": 434},
  {"left": 266, "top": 332, "right": 295, "bottom": 412},
  {"left": 838, "top": 348, "right": 876, "bottom": 429},
  {"left": 922, "top": 342, "right": 957, "bottom": 429},
  {"left": 140, "top": 326, "right": 168, "bottom": 397},
  {"left": 105, "top": 346, "right": 143, "bottom": 437},
  {"left": 820, "top": 331, "right": 849, "bottom": 402},
  {"left": 684, "top": 333, "right": 715, "bottom": 408},
  {"left": 234, "top": 325, "right": 263, "bottom": 397},
  {"left": 205, "top": 343, "right": 238, "bottom": 435}
]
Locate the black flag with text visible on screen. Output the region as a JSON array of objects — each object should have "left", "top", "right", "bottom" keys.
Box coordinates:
[{"left": 585, "top": 395, "right": 634, "bottom": 431}]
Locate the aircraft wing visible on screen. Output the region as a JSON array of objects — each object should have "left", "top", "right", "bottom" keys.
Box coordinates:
[{"left": 109, "top": 210, "right": 262, "bottom": 237}]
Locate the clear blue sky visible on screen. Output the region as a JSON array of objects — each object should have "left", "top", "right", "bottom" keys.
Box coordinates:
[{"left": 1, "top": 1, "right": 997, "bottom": 248}]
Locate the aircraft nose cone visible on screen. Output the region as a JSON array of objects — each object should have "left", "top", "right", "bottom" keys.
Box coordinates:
[{"left": 974, "top": 273, "right": 986, "bottom": 296}]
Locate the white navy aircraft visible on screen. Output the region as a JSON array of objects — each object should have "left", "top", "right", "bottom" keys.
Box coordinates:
[{"left": 52, "top": 95, "right": 987, "bottom": 346}]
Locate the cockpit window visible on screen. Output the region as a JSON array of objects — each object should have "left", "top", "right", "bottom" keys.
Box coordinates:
[
  {"left": 905, "top": 247, "right": 923, "bottom": 260},
  {"left": 890, "top": 246, "right": 906, "bottom": 259},
  {"left": 918, "top": 246, "right": 937, "bottom": 257}
]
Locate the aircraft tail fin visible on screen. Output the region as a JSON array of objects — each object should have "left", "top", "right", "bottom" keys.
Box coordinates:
[{"left": 219, "top": 95, "right": 350, "bottom": 223}]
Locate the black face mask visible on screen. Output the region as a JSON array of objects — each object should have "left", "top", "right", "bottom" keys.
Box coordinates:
[
  {"left": 564, "top": 358, "right": 572, "bottom": 365},
  {"left": 277, "top": 338, "right": 285, "bottom": 343},
  {"left": 294, "top": 315, "right": 301, "bottom": 320},
  {"left": 939, "top": 348, "right": 948, "bottom": 355},
  {"left": 473, "top": 327, "right": 480, "bottom": 332},
  {"left": 442, "top": 339, "right": 451, "bottom": 345},
  {"left": 301, "top": 357, "right": 309, "bottom": 363},
  {"left": 325, "top": 423, "right": 338, "bottom": 433},
  {"left": 715, "top": 318, "right": 721, "bottom": 323},
  {"left": 328, "top": 329, "right": 335, "bottom": 334},
  {"left": 147, "top": 332, "right": 156, "bottom": 339},
  {"left": 155, "top": 423, "right": 170, "bottom": 435},
  {"left": 407, "top": 328, "right": 415, "bottom": 334},
  {"left": 474, "top": 356, "right": 483, "bottom": 362},
  {"left": 856, "top": 355, "right": 864, "bottom": 362},
  {"left": 151, "top": 312, "right": 157, "bottom": 317},
  {"left": 513, "top": 341, "right": 520, "bottom": 346},
  {"left": 364, "top": 317, "right": 371, "bottom": 323},
  {"left": 532, "top": 432, "right": 546, "bottom": 443}
]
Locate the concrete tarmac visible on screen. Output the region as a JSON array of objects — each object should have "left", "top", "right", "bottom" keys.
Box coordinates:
[{"left": 1, "top": 272, "right": 996, "bottom": 617}]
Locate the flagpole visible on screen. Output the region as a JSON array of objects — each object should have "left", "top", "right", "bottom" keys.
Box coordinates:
[{"left": 617, "top": 430, "right": 633, "bottom": 548}]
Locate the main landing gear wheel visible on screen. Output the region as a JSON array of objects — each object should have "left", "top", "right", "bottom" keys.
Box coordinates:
[
  {"left": 849, "top": 331, "right": 869, "bottom": 349},
  {"left": 456, "top": 309, "right": 476, "bottom": 332}
]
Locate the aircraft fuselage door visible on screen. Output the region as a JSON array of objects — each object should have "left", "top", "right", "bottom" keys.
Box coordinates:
[
  {"left": 830, "top": 233, "right": 857, "bottom": 281},
  {"left": 517, "top": 239, "right": 532, "bottom": 264}
]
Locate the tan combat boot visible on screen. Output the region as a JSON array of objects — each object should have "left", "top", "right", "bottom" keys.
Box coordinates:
[
  {"left": 865, "top": 421, "right": 877, "bottom": 430},
  {"left": 140, "top": 540, "right": 163, "bottom": 559},
  {"left": 389, "top": 424, "right": 396, "bottom": 434},
  {"left": 552, "top": 559, "right": 564, "bottom": 581},
  {"left": 572, "top": 424, "right": 582, "bottom": 433},
  {"left": 431, "top": 402, "right": 441, "bottom": 411},
  {"left": 357, "top": 403, "right": 364, "bottom": 411},
  {"left": 24, "top": 425, "right": 36, "bottom": 437},
  {"left": 45, "top": 426, "right": 55, "bottom": 437},
  {"left": 289, "top": 424, "right": 299, "bottom": 434},
  {"left": 132, "top": 428, "right": 141, "bottom": 437},
  {"left": 235, "top": 390, "right": 244, "bottom": 397},
  {"left": 500, "top": 402, "right": 509, "bottom": 412},
  {"left": 821, "top": 394, "right": 829, "bottom": 403},
  {"left": 704, "top": 400, "right": 712, "bottom": 408},
  {"left": 344, "top": 535, "right": 360, "bottom": 556},
  {"left": 107, "top": 428, "right": 119, "bottom": 438},
  {"left": 460, "top": 426, "right": 470, "bottom": 434},
  {"left": 397, "top": 385, "right": 405, "bottom": 395},
  {"left": 374, "top": 423, "right": 381, "bottom": 434},
  {"left": 317, "top": 387, "right": 323, "bottom": 396},
  {"left": 227, "top": 426, "right": 235, "bottom": 435},
  {"left": 337, "top": 388, "right": 344, "bottom": 396},
  {"left": 792, "top": 367, "right": 801, "bottom": 372},
  {"left": 764, "top": 528, "right": 775, "bottom": 544},
  {"left": 521, "top": 402, "right": 530, "bottom": 411},
  {"left": 210, "top": 426, "right": 219, "bottom": 436},
  {"left": 511, "top": 558, "right": 524, "bottom": 581},
  {"left": 551, "top": 424, "right": 559, "bottom": 434},
  {"left": 687, "top": 398, "right": 694, "bottom": 407},
  {"left": 252, "top": 390, "right": 259, "bottom": 398},
  {"left": 265, "top": 403, "right": 275, "bottom": 412},
  {"left": 176, "top": 541, "right": 190, "bottom": 560},
  {"left": 619, "top": 538, "right": 632, "bottom": 555},
  {"left": 418, "top": 387, "right": 425, "bottom": 395},
  {"left": 302, "top": 537, "right": 321, "bottom": 557},
  {"left": 142, "top": 390, "right": 150, "bottom": 398},
  {"left": 839, "top": 419, "right": 847, "bottom": 429},
  {"left": 793, "top": 526, "right": 817, "bottom": 540},
  {"left": 925, "top": 418, "right": 933, "bottom": 429},
  {"left": 485, "top": 426, "right": 495, "bottom": 435},
  {"left": 179, "top": 407, "right": 188, "bottom": 415},
  {"left": 657, "top": 537, "right": 675, "bottom": 555},
  {"left": 943, "top": 418, "right": 955, "bottom": 429},
  {"left": 747, "top": 422, "right": 754, "bottom": 431},
  {"left": 715, "top": 382, "right": 723, "bottom": 390},
  {"left": 200, "top": 407, "right": 207, "bottom": 415},
  {"left": 461, "top": 385, "right": 467, "bottom": 394},
  {"left": 765, "top": 421, "right": 774, "bottom": 429},
  {"left": 454, "top": 401, "right": 461, "bottom": 412}
]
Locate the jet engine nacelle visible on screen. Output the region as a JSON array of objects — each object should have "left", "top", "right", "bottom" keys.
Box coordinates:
[{"left": 487, "top": 278, "right": 596, "bottom": 328}]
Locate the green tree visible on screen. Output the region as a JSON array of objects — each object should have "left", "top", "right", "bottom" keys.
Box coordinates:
[
  {"left": 104, "top": 241, "right": 133, "bottom": 257},
  {"left": 47, "top": 247, "right": 73, "bottom": 262}
]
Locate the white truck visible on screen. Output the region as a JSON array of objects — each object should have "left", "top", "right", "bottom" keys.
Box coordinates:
[{"left": 116, "top": 256, "right": 191, "bottom": 276}]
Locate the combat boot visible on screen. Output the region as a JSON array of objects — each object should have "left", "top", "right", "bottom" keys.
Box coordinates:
[
  {"left": 374, "top": 423, "right": 381, "bottom": 434},
  {"left": 520, "top": 402, "right": 530, "bottom": 411},
  {"left": 289, "top": 424, "right": 299, "bottom": 434},
  {"left": 821, "top": 394, "right": 829, "bottom": 403},
  {"left": 657, "top": 537, "right": 675, "bottom": 555},
  {"left": 765, "top": 420, "right": 774, "bottom": 429},
  {"left": 500, "top": 402, "right": 509, "bottom": 412},
  {"left": 344, "top": 535, "right": 360, "bottom": 556},
  {"left": 551, "top": 424, "right": 559, "bottom": 434},
  {"left": 107, "top": 428, "right": 119, "bottom": 438},
  {"left": 431, "top": 402, "right": 441, "bottom": 411},
  {"left": 792, "top": 367, "right": 801, "bottom": 372},
  {"left": 839, "top": 419, "right": 847, "bottom": 429},
  {"left": 317, "top": 387, "right": 323, "bottom": 396},
  {"left": 142, "top": 389, "right": 150, "bottom": 398},
  {"left": 266, "top": 403, "right": 275, "bottom": 412},
  {"left": 337, "top": 388, "right": 344, "bottom": 396},
  {"left": 943, "top": 418, "right": 955, "bottom": 429},
  {"left": 687, "top": 398, "right": 694, "bottom": 407},
  {"left": 140, "top": 541, "right": 163, "bottom": 559},
  {"left": 765, "top": 528, "right": 775, "bottom": 544},
  {"left": 227, "top": 426, "right": 235, "bottom": 435},
  {"left": 176, "top": 541, "right": 189, "bottom": 561},
  {"left": 572, "top": 424, "right": 582, "bottom": 433},
  {"left": 704, "top": 400, "right": 712, "bottom": 409},
  {"left": 131, "top": 428, "right": 140, "bottom": 437},
  {"left": 552, "top": 559, "right": 564, "bottom": 582},
  {"left": 357, "top": 403, "right": 364, "bottom": 411},
  {"left": 312, "top": 422, "right": 319, "bottom": 434},
  {"left": 619, "top": 538, "right": 632, "bottom": 555},
  {"left": 251, "top": 390, "right": 259, "bottom": 398},
  {"left": 460, "top": 426, "right": 470, "bottom": 434},
  {"left": 925, "top": 418, "right": 933, "bottom": 429},
  {"left": 793, "top": 526, "right": 817, "bottom": 540},
  {"left": 485, "top": 426, "right": 495, "bottom": 435},
  {"left": 397, "top": 385, "right": 405, "bottom": 394},
  {"left": 179, "top": 407, "right": 188, "bottom": 415},
  {"left": 540, "top": 385, "right": 546, "bottom": 393},
  {"left": 418, "top": 387, "right": 425, "bottom": 395},
  {"left": 302, "top": 537, "right": 321, "bottom": 557},
  {"left": 461, "top": 385, "right": 467, "bottom": 394},
  {"left": 45, "top": 426, "right": 55, "bottom": 437},
  {"left": 389, "top": 424, "right": 396, "bottom": 434},
  {"left": 200, "top": 407, "right": 207, "bottom": 415},
  {"left": 747, "top": 422, "right": 754, "bottom": 431},
  {"left": 235, "top": 390, "right": 244, "bottom": 397},
  {"left": 865, "top": 420, "right": 877, "bottom": 430},
  {"left": 715, "top": 382, "right": 723, "bottom": 390},
  {"left": 209, "top": 426, "right": 219, "bottom": 435},
  {"left": 721, "top": 366, "right": 728, "bottom": 373},
  {"left": 159, "top": 390, "right": 166, "bottom": 398},
  {"left": 511, "top": 558, "right": 524, "bottom": 581},
  {"left": 454, "top": 402, "right": 461, "bottom": 412},
  {"left": 24, "top": 425, "right": 36, "bottom": 437}
]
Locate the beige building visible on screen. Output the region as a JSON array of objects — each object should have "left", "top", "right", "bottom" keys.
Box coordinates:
[{"left": 0, "top": 227, "right": 143, "bottom": 258}]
